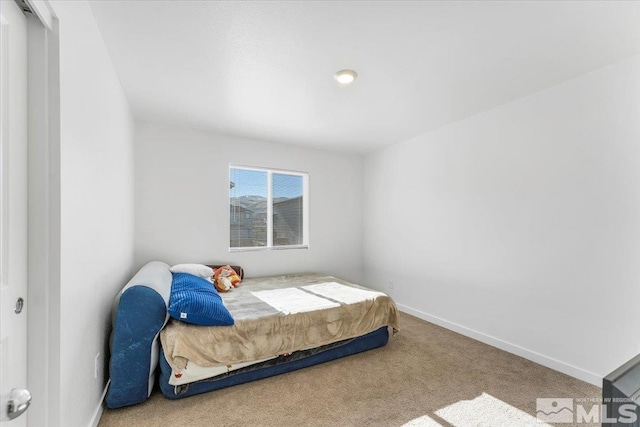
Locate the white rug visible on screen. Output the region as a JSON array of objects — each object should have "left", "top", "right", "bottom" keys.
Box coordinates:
[
  {"left": 435, "top": 393, "right": 553, "bottom": 427},
  {"left": 402, "top": 415, "right": 444, "bottom": 427},
  {"left": 402, "top": 392, "right": 553, "bottom": 427}
]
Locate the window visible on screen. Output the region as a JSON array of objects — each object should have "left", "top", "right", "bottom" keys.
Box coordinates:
[{"left": 229, "top": 166, "right": 308, "bottom": 250}]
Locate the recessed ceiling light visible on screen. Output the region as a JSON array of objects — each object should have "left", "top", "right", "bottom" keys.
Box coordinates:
[{"left": 334, "top": 69, "right": 357, "bottom": 85}]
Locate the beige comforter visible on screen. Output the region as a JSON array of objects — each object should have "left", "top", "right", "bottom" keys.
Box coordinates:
[{"left": 160, "top": 273, "right": 399, "bottom": 372}]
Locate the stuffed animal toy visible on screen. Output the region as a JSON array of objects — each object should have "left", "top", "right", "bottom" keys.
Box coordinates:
[{"left": 213, "top": 265, "right": 241, "bottom": 293}]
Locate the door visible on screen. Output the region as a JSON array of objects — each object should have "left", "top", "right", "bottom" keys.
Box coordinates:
[{"left": 0, "top": 0, "right": 29, "bottom": 425}]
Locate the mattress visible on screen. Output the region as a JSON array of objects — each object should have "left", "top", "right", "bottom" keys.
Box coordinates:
[
  {"left": 160, "top": 273, "right": 399, "bottom": 377},
  {"left": 158, "top": 273, "right": 398, "bottom": 399}
]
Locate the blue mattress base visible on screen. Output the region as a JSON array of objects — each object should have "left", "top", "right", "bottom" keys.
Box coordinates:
[{"left": 159, "top": 326, "right": 389, "bottom": 399}]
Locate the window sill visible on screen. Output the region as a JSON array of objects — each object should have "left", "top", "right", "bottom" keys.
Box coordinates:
[{"left": 229, "top": 245, "right": 309, "bottom": 253}]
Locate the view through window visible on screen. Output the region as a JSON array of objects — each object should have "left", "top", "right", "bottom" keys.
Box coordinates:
[{"left": 229, "top": 166, "right": 308, "bottom": 249}]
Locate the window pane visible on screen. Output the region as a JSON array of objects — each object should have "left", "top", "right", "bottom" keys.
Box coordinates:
[
  {"left": 230, "top": 168, "right": 268, "bottom": 247},
  {"left": 272, "top": 173, "right": 303, "bottom": 246}
]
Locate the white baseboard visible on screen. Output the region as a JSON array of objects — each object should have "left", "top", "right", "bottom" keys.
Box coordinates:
[
  {"left": 88, "top": 380, "right": 110, "bottom": 427},
  {"left": 397, "top": 303, "right": 602, "bottom": 387}
]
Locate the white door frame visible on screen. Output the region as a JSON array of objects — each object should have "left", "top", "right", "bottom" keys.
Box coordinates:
[
  {"left": 24, "top": 1, "right": 60, "bottom": 426},
  {"left": 0, "top": 1, "right": 28, "bottom": 424}
]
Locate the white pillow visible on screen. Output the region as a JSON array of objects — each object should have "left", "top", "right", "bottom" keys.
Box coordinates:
[{"left": 169, "top": 264, "right": 214, "bottom": 279}]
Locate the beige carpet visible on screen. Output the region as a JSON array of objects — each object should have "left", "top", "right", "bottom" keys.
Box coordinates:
[{"left": 98, "top": 312, "right": 600, "bottom": 427}]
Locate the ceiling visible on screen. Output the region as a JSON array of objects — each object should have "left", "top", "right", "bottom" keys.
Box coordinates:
[{"left": 89, "top": 1, "right": 640, "bottom": 153}]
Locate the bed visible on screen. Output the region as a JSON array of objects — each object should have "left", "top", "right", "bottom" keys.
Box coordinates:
[{"left": 106, "top": 261, "right": 399, "bottom": 409}]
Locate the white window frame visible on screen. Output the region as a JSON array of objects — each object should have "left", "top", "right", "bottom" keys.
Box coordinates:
[{"left": 229, "top": 165, "right": 309, "bottom": 252}]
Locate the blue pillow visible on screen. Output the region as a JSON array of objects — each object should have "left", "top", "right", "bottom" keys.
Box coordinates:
[{"left": 168, "top": 273, "right": 234, "bottom": 326}]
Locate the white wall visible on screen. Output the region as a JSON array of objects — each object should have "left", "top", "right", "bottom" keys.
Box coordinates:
[
  {"left": 49, "top": 1, "right": 136, "bottom": 426},
  {"left": 363, "top": 54, "right": 640, "bottom": 385},
  {"left": 135, "top": 122, "right": 363, "bottom": 284}
]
